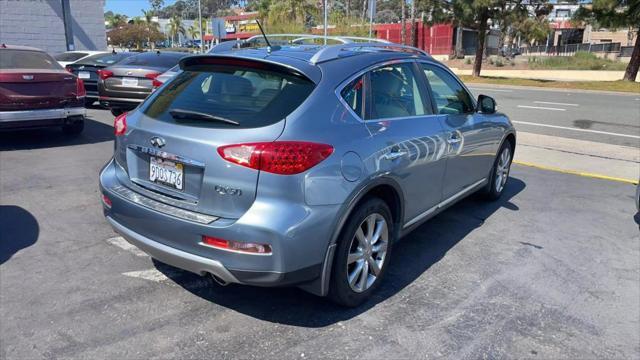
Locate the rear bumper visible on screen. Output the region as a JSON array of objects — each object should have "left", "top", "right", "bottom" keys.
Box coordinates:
[
  {"left": 99, "top": 159, "right": 334, "bottom": 288},
  {"left": 99, "top": 95, "right": 143, "bottom": 110},
  {"left": 0, "top": 107, "right": 85, "bottom": 129}
]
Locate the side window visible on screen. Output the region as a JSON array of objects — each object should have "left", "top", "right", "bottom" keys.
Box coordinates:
[
  {"left": 340, "top": 75, "right": 365, "bottom": 119},
  {"left": 421, "top": 64, "right": 474, "bottom": 115},
  {"left": 367, "top": 63, "right": 428, "bottom": 120}
]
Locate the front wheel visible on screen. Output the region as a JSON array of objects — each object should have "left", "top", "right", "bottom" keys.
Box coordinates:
[
  {"left": 328, "top": 197, "right": 394, "bottom": 307},
  {"left": 482, "top": 142, "right": 513, "bottom": 200}
]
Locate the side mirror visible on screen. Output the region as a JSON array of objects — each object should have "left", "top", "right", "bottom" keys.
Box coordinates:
[{"left": 477, "top": 95, "right": 496, "bottom": 114}]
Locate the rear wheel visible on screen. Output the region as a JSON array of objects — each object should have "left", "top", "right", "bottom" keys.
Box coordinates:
[
  {"left": 482, "top": 141, "right": 513, "bottom": 200},
  {"left": 328, "top": 197, "right": 394, "bottom": 307},
  {"left": 62, "top": 117, "right": 85, "bottom": 135}
]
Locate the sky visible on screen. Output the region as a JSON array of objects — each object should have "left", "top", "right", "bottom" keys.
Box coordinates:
[{"left": 105, "top": 0, "right": 176, "bottom": 17}]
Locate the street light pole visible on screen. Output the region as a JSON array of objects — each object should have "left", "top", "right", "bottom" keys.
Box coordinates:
[
  {"left": 323, "top": 0, "right": 328, "bottom": 45},
  {"left": 198, "top": 0, "right": 204, "bottom": 53}
]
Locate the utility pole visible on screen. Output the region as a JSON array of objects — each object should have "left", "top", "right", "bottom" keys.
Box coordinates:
[
  {"left": 368, "top": 0, "right": 375, "bottom": 38},
  {"left": 410, "top": 0, "right": 415, "bottom": 47},
  {"left": 400, "top": 0, "right": 406, "bottom": 45},
  {"left": 323, "top": 0, "right": 328, "bottom": 45},
  {"left": 198, "top": 0, "right": 204, "bottom": 53}
]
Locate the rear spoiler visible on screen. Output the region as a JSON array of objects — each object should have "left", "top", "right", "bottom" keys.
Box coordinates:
[{"left": 179, "top": 55, "right": 320, "bottom": 84}]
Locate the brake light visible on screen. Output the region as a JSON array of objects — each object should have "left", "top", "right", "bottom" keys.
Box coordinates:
[
  {"left": 202, "top": 236, "right": 272, "bottom": 255},
  {"left": 217, "top": 141, "right": 334, "bottom": 175},
  {"left": 145, "top": 72, "right": 163, "bottom": 88},
  {"left": 76, "top": 78, "right": 86, "bottom": 99},
  {"left": 114, "top": 112, "right": 127, "bottom": 136},
  {"left": 101, "top": 194, "right": 112, "bottom": 208},
  {"left": 98, "top": 69, "right": 113, "bottom": 80}
]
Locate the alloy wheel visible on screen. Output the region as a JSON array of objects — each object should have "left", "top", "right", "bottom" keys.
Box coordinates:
[
  {"left": 495, "top": 147, "right": 511, "bottom": 193},
  {"left": 346, "top": 213, "right": 389, "bottom": 293}
]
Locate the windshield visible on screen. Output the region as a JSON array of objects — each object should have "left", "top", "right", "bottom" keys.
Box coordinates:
[
  {"left": 54, "top": 52, "right": 88, "bottom": 62},
  {"left": 143, "top": 65, "right": 315, "bottom": 129},
  {"left": 76, "top": 52, "right": 134, "bottom": 66},
  {"left": 118, "top": 52, "right": 186, "bottom": 68},
  {"left": 0, "top": 50, "right": 62, "bottom": 70}
]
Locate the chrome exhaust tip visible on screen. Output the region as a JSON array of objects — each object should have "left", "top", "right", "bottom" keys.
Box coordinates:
[{"left": 210, "top": 274, "right": 229, "bottom": 286}]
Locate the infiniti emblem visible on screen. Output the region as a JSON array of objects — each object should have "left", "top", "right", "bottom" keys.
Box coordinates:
[{"left": 150, "top": 136, "right": 166, "bottom": 148}]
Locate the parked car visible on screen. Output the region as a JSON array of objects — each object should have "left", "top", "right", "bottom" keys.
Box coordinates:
[
  {"left": 54, "top": 50, "right": 108, "bottom": 67},
  {"left": 99, "top": 40, "right": 516, "bottom": 306},
  {"left": 65, "top": 51, "right": 136, "bottom": 106},
  {"left": 0, "top": 44, "right": 86, "bottom": 134},
  {"left": 152, "top": 65, "right": 180, "bottom": 89},
  {"left": 97, "top": 51, "right": 188, "bottom": 116}
]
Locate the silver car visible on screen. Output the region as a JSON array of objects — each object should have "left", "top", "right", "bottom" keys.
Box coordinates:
[{"left": 99, "top": 38, "right": 516, "bottom": 307}]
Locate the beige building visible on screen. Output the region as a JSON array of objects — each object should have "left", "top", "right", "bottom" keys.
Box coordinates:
[{"left": 583, "top": 25, "right": 637, "bottom": 46}]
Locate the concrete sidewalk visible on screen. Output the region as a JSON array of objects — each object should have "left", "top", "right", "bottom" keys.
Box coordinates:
[
  {"left": 514, "top": 132, "right": 639, "bottom": 183},
  {"left": 450, "top": 68, "right": 640, "bottom": 83}
]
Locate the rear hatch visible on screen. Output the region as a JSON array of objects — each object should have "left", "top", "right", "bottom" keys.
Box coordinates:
[
  {"left": 0, "top": 49, "right": 78, "bottom": 111},
  {"left": 114, "top": 56, "right": 317, "bottom": 219}
]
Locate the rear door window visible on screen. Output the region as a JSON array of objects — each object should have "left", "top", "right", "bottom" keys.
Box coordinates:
[
  {"left": 143, "top": 64, "right": 315, "bottom": 128},
  {"left": 367, "top": 63, "right": 430, "bottom": 120},
  {"left": 0, "top": 50, "right": 61, "bottom": 70},
  {"left": 340, "top": 75, "right": 365, "bottom": 119},
  {"left": 54, "top": 52, "right": 88, "bottom": 62}
]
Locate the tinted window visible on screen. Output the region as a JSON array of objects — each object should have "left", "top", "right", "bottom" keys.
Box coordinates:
[
  {"left": 118, "top": 52, "right": 186, "bottom": 68},
  {"left": 0, "top": 50, "right": 61, "bottom": 70},
  {"left": 143, "top": 65, "right": 315, "bottom": 128},
  {"left": 367, "top": 63, "right": 428, "bottom": 120},
  {"left": 340, "top": 76, "right": 364, "bottom": 119},
  {"left": 54, "top": 52, "right": 88, "bottom": 62},
  {"left": 77, "top": 52, "right": 134, "bottom": 66},
  {"left": 421, "top": 64, "right": 474, "bottom": 115}
]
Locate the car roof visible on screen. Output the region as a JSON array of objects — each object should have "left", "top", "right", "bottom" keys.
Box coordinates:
[{"left": 0, "top": 44, "right": 44, "bottom": 51}]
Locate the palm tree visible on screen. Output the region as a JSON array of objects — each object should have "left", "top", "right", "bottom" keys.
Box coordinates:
[
  {"left": 188, "top": 24, "right": 199, "bottom": 40},
  {"left": 106, "top": 13, "right": 128, "bottom": 29},
  {"left": 141, "top": 9, "right": 159, "bottom": 49},
  {"left": 168, "top": 15, "right": 186, "bottom": 47}
]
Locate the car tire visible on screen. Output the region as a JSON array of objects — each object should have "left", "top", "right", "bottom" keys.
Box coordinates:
[
  {"left": 482, "top": 141, "right": 513, "bottom": 201},
  {"left": 62, "top": 118, "right": 85, "bottom": 135},
  {"left": 328, "top": 197, "right": 394, "bottom": 307},
  {"left": 110, "top": 108, "right": 124, "bottom": 117}
]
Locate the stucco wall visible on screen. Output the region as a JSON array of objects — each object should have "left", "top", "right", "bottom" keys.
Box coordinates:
[{"left": 0, "top": 0, "right": 106, "bottom": 53}]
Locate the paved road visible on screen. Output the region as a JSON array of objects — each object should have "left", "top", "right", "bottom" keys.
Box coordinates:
[
  {"left": 466, "top": 84, "right": 640, "bottom": 148},
  {"left": 1, "top": 109, "right": 639, "bottom": 359}
]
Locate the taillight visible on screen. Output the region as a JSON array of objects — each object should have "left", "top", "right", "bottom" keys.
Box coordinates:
[
  {"left": 114, "top": 112, "right": 127, "bottom": 136},
  {"left": 217, "top": 141, "right": 334, "bottom": 175},
  {"left": 98, "top": 69, "right": 113, "bottom": 80},
  {"left": 202, "top": 235, "right": 272, "bottom": 255},
  {"left": 101, "top": 194, "right": 112, "bottom": 208},
  {"left": 76, "top": 78, "right": 86, "bottom": 99}
]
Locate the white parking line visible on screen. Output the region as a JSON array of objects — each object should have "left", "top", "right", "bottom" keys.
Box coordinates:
[
  {"left": 106, "top": 236, "right": 148, "bottom": 257},
  {"left": 512, "top": 121, "right": 640, "bottom": 139},
  {"left": 534, "top": 101, "right": 579, "bottom": 107},
  {"left": 123, "top": 269, "right": 170, "bottom": 282},
  {"left": 517, "top": 105, "right": 566, "bottom": 111},
  {"left": 468, "top": 88, "right": 513, "bottom": 93}
]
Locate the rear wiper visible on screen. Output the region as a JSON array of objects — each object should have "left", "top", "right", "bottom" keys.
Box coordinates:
[{"left": 169, "top": 109, "right": 240, "bottom": 126}]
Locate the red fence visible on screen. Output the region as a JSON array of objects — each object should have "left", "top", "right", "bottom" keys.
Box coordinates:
[{"left": 374, "top": 22, "right": 453, "bottom": 55}]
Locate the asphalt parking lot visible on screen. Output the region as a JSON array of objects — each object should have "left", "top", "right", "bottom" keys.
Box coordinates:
[{"left": 1, "top": 108, "right": 639, "bottom": 359}]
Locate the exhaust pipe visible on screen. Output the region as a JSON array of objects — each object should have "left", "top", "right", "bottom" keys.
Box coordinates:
[{"left": 210, "top": 273, "right": 228, "bottom": 286}]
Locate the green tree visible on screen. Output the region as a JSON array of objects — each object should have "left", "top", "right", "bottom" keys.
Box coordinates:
[
  {"left": 149, "top": 0, "right": 165, "bottom": 12},
  {"left": 105, "top": 11, "right": 128, "bottom": 29},
  {"left": 188, "top": 24, "right": 200, "bottom": 39},
  {"left": 168, "top": 16, "right": 186, "bottom": 46},
  {"left": 108, "top": 23, "right": 165, "bottom": 50},
  {"left": 573, "top": 0, "right": 639, "bottom": 81}
]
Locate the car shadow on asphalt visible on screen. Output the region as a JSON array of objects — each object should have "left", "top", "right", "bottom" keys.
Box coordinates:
[
  {"left": 155, "top": 177, "right": 526, "bottom": 327},
  {"left": 0, "top": 205, "right": 39, "bottom": 265},
  {"left": 0, "top": 118, "right": 113, "bottom": 151}
]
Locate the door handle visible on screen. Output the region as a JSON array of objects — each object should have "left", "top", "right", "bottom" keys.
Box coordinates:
[
  {"left": 447, "top": 133, "right": 462, "bottom": 144},
  {"left": 383, "top": 150, "right": 408, "bottom": 160}
]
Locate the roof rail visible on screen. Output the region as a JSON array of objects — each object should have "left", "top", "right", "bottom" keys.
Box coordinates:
[{"left": 309, "top": 42, "right": 430, "bottom": 64}]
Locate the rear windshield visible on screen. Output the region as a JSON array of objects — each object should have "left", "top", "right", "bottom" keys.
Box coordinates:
[
  {"left": 143, "top": 65, "right": 315, "bottom": 128},
  {"left": 77, "top": 52, "right": 134, "bottom": 66},
  {"left": 118, "top": 52, "right": 186, "bottom": 68},
  {"left": 0, "top": 50, "right": 62, "bottom": 70},
  {"left": 54, "top": 52, "right": 88, "bottom": 62}
]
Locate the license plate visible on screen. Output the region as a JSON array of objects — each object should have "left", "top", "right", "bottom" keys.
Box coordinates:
[
  {"left": 78, "top": 71, "right": 90, "bottom": 79},
  {"left": 149, "top": 157, "right": 184, "bottom": 190},
  {"left": 122, "top": 77, "right": 138, "bottom": 86}
]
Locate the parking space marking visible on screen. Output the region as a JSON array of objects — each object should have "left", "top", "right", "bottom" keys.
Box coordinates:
[
  {"left": 106, "top": 236, "right": 148, "bottom": 257},
  {"left": 123, "top": 269, "right": 171, "bottom": 282},
  {"left": 517, "top": 105, "right": 566, "bottom": 111},
  {"left": 513, "top": 161, "right": 638, "bottom": 185},
  {"left": 512, "top": 120, "right": 640, "bottom": 139},
  {"left": 534, "top": 101, "right": 579, "bottom": 107}
]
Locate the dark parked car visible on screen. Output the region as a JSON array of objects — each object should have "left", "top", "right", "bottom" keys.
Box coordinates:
[
  {"left": 0, "top": 44, "right": 86, "bottom": 134},
  {"left": 98, "top": 51, "right": 187, "bottom": 116},
  {"left": 65, "top": 52, "right": 136, "bottom": 106}
]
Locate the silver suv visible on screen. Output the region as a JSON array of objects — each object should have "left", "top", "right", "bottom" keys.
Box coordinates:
[{"left": 100, "top": 38, "right": 516, "bottom": 307}]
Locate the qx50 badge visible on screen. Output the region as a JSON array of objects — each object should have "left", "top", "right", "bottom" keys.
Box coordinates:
[{"left": 150, "top": 136, "right": 166, "bottom": 148}]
